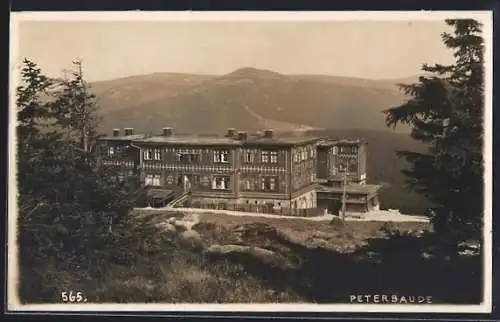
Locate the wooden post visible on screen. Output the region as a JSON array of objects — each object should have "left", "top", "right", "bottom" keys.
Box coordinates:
[{"left": 341, "top": 160, "right": 348, "bottom": 221}]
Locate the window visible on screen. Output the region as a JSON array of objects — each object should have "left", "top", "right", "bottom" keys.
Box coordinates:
[
  {"left": 242, "top": 180, "right": 251, "bottom": 191},
  {"left": 339, "top": 146, "right": 358, "bottom": 154},
  {"left": 212, "top": 176, "right": 230, "bottom": 190},
  {"left": 108, "top": 146, "right": 115, "bottom": 156},
  {"left": 270, "top": 151, "right": 278, "bottom": 163},
  {"left": 153, "top": 149, "right": 161, "bottom": 160},
  {"left": 200, "top": 176, "right": 210, "bottom": 186},
  {"left": 145, "top": 174, "right": 161, "bottom": 186},
  {"left": 301, "top": 148, "right": 306, "bottom": 161},
  {"left": 349, "top": 163, "right": 358, "bottom": 173},
  {"left": 294, "top": 152, "right": 299, "bottom": 163},
  {"left": 245, "top": 151, "right": 254, "bottom": 163},
  {"left": 143, "top": 148, "right": 161, "bottom": 161},
  {"left": 261, "top": 151, "right": 269, "bottom": 163},
  {"left": 270, "top": 177, "right": 276, "bottom": 191},
  {"left": 177, "top": 151, "right": 200, "bottom": 163},
  {"left": 261, "top": 177, "right": 277, "bottom": 191},
  {"left": 214, "top": 150, "right": 229, "bottom": 163}
]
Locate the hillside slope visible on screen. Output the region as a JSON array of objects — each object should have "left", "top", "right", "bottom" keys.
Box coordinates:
[{"left": 90, "top": 68, "right": 412, "bottom": 135}]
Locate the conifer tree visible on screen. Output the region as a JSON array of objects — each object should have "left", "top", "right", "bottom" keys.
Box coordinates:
[
  {"left": 17, "top": 59, "right": 140, "bottom": 270},
  {"left": 384, "top": 19, "right": 485, "bottom": 249},
  {"left": 50, "top": 59, "right": 99, "bottom": 156}
]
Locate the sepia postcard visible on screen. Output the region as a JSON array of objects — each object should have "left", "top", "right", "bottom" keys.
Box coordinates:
[{"left": 7, "top": 10, "right": 493, "bottom": 315}]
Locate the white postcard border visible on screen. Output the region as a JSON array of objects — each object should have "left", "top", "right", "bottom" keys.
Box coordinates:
[{"left": 8, "top": 10, "right": 494, "bottom": 314}]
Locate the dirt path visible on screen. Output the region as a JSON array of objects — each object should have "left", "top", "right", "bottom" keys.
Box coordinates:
[{"left": 136, "top": 206, "right": 429, "bottom": 223}]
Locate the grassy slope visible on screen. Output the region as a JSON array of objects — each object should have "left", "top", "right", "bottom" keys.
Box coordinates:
[{"left": 20, "top": 210, "right": 482, "bottom": 304}]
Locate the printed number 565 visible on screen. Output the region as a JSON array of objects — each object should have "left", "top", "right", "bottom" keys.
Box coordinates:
[{"left": 61, "top": 291, "right": 86, "bottom": 303}]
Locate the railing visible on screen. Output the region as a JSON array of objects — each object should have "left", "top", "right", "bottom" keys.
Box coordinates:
[{"left": 163, "top": 183, "right": 194, "bottom": 208}]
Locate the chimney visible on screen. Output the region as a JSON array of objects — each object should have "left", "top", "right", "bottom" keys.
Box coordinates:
[
  {"left": 162, "top": 127, "right": 173, "bottom": 137},
  {"left": 226, "top": 128, "right": 236, "bottom": 138},
  {"left": 263, "top": 129, "right": 274, "bottom": 138},
  {"left": 112, "top": 128, "right": 120, "bottom": 137},
  {"left": 124, "top": 128, "right": 134, "bottom": 136},
  {"left": 237, "top": 131, "right": 248, "bottom": 141}
]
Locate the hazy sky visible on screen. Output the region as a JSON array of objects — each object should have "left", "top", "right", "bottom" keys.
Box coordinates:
[{"left": 15, "top": 20, "right": 457, "bottom": 82}]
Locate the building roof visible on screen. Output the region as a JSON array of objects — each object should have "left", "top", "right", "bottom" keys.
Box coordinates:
[
  {"left": 131, "top": 134, "right": 321, "bottom": 147},
  {"left": 243, "top": 135, "right": 320, "bottom": 146},
  {"left": 133, "top": 135, "right": 241, "bottom": 146},
  {"left": 317, "top": 139, "right": 337, "bottom": 147},
  {"left": 99, "top": 134, "right": 147, "bottom": 141},
  {"left": 336, "top": 139, "right": 365, "bottom": 145},
  {"left": 317, "top": 138, "right": 366, "bottom": 147},
  {"left": 316, "top": 183, "right": 381, "bottom": 195}
]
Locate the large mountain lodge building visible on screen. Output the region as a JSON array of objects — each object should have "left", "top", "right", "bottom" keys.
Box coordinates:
[{"left": 97, "top": 127, "right": 381, "bottom": 217}]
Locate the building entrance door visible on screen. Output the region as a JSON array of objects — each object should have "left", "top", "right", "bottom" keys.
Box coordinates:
[
  {"left": 178, "top": 174, "right": 192, "bottom": 193},
  {"left": 329, "top": 199, "right": 342, "bottom": 216}
]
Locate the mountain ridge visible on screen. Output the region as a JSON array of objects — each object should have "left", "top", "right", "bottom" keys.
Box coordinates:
[{"left": 90, "top": 67, "right": 417, "bottom": 135}]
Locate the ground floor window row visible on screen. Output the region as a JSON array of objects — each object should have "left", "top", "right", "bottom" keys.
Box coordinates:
[
  {"left": 240, "top": 175, "right": 287, "bottom": 193},
  {"left": 143, "top": 172, "right": 295, "bottom": 193},
  {"left": 144, "top": 173, "right": 232, "bottom": 191}
]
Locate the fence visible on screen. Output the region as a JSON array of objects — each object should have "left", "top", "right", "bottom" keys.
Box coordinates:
[{"left": 175, "top": 199, "right": 323, "bottom": 217}]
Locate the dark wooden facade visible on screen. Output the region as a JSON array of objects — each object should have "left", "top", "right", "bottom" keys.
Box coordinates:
[
  {"left": 315, "top": 139, "right": 367, "bottom": 185},
  {"left": 315, "top": 139, "right": 379, "bottom": 215},
  {"left": 123, "top": 128, "right": 319, "bottom": 210},
  {"left": 316, "top": 183, "right": 381, "bottom": 215},
  {"left": 97, "top": 128, "right": 146, "bottom": 180},
  {"left": 97, "top": 127, "right": 380, "bottom": 216}
]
